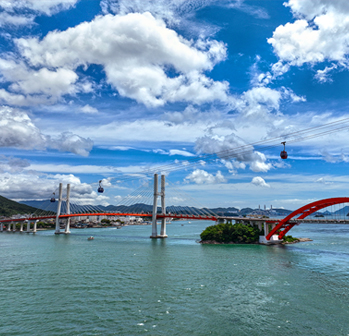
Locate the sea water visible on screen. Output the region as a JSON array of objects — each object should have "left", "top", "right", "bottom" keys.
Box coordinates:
[{"left": 0, "top": 221, "right": 349, "bottom": 335}]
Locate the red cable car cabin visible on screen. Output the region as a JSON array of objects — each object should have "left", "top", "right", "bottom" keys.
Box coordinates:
[
  {"left": 280, "top": 141, "right": 288, "bottom": 159},
  {"left": 280, "top": 150, "right": 288, "bottom": 159}
]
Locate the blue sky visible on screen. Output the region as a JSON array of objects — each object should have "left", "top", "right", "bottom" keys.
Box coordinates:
[{"left": 1, "top": 0, "right": 349, "bottom": 210}]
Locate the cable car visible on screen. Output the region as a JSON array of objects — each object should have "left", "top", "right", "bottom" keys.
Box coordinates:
[
  {"left": 280, "top": 141, "right": 288, "bottom": 159},
  {"left": 98, "top": 180, "right": 104, "bottom": 193},
  {"left": 50, "top": 193, "right": 56, "bottom": 203}
]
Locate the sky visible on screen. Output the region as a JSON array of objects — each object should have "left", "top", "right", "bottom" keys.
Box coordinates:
[{"left": 1, "top": 0, "right": 349, "bottom": 210}]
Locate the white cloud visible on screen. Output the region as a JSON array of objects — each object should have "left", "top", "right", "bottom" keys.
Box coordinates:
[
  {"left": 185, "top": 169, "right": 226, "bottom": 184},
  {"left": 0, "top": 105, "right": 93, "bottom": 156},
  {"left": 0, "top": 171, "right": 101, "bottom": 202},
  {"left": 315, "top": 177, "right": 333, "bottom": 185},
  {"left": 0, "top": 58, "right": 87, "bottom": 105},
  {"left": 251, "top": 176, "right": 270, "bottom": 188},
  {"left": 228, "top": 0, "right": 269, "bottom": 19},
  {"left": 47, "top": 132, "right": 93, "bottom": 157},
  {"left": 314, "top": 64, "right": 337, "bottom": 83},
  {"left": 102, "top": 0, "right": 269, "bottom": 24},
  {"left": 163, "top": 105, "right": 221, "bottom": 125},
  {"left": 0, "top": 12, "right": 35, "bottom": 27},
  {"left": 15, "top": 12, "right": 228, "bottom": 107},
  {"left": 80, "top": 104, "right": 98, "bottom": 114},
  {"left": 268, "top": 0, "right": 349, "bottom": 79},
  {"left": 76, "top": 118, "right": 210, "bottom": 143},
  {"left": 195, "top": 133, "right": 272, "bottom": 173},
  {"left": 0, "top": 0, "right": 79, "bottom": 16},
  {"left": 169, "top": 149, "right": 194, "bottom": 157}
]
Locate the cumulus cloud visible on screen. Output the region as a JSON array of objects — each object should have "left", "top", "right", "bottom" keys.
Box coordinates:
[
  {"left": 268, "top": 0, "right": 349, "bottom": 79},
  {"left": 0, "top": 171, "right": 110, "bottom": 204},
  {"left": 185, "top": 169, "right": 226, "bottom": 184},
  {"left": 251, "top": 176, "right": 270, "bottom": 188},
  {"left": 0, "top": 105, "right": 93, "bottom": 156},
  {"left": 14, "top": 12, "right": 228, "bottom": 107},
  {"left": 0, "top": 58, "right": 91, "bottom": 106},
  {"left": 231, "top": 86, "right": 305, "bottom": 120},
  {"left": 195, "top": 133, "right": 272, "bottom": 173}
]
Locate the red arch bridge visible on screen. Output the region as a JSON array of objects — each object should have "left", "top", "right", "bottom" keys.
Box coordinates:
[{"left": 1, "top": 176, "right": 349, "bottom": 244}]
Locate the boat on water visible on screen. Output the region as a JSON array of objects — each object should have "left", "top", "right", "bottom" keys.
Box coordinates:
[{"left": 87, "top": 236, "right": 94, "bottom": 240}]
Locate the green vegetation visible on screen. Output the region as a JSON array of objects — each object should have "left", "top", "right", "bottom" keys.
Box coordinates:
[
  {"left": 200, "top": 223, "right": 261, "bottom": 244},
  {"left": 0, "top": 195, "right": 39, "bottom": 217},
  {"left": 282, "top": 235, "right": 299, "bottom": 243},
  {"left": 101, "top": 219, "right": 111, "bottom": 226}
]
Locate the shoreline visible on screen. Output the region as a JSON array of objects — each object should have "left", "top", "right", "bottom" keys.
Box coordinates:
[{"left": 199, "top": 237, "right": 313, "bottom": 245}]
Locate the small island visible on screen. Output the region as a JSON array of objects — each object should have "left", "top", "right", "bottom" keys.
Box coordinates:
[{"left": 199, "top": 222, "right": 312, "bottom": 245}]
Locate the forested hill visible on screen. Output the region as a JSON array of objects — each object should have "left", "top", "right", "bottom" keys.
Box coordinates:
[{"left": 0, "top": 195, "right": 39, "bottom": 217}]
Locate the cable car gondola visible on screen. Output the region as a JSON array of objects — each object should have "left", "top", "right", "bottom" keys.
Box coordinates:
[
  {"left": 98, "top": 180, "right": 104, "bottom": 193},
  {"left": 50, "top": 193, "right": 56, "bottom": 203},
  {"left": 280, "top": 141, "right": 288, "bottom": 159}
]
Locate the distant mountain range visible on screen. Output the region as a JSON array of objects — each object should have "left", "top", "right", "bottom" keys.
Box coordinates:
[
  {"left": 19, "top": 200, "right": 293, "bottom": 216},
  {"left": 2, "top": 198, "right": 344, "bottom": 217},
  {"left": 0, "top": 195, "right": 41, "bottom": 217}
]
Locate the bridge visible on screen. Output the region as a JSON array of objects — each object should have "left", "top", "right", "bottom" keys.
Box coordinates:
[{"left": 1, "top": 174, "right": 349, "bottom": 244}]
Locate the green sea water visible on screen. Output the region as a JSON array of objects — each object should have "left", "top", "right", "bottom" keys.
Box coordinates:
[{"left": 0, "top": 221, "right": 349, "bottom": 335}]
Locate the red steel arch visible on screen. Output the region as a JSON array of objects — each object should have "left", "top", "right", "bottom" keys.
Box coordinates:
[{"left": 266, "top": 197, "right": 349, "bottom": 240}]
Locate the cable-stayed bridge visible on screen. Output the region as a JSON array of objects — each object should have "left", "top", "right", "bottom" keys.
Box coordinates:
[{"left": 1, "top": 174, "right": 349, "bottom": 244}]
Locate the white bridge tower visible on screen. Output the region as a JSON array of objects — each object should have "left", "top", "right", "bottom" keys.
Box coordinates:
[{"left": 150, "top": 174, "right": 168, "bottom": 238}]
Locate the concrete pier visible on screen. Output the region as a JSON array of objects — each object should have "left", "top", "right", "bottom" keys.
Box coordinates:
[
  {"left": 159, "top": 175, "right": 168, "bottom": 238},
  {"left": 55, "top": 183, "right": 63, "bottom": 234},
  {"left": 150, "top": 174, "right": 159, "bottom": 238},
  {"left": 33, "top": 220, "right": 38, "bottom": 233},
  {"left": 65, "top": 184, "right": 71, "bottom": 234}
]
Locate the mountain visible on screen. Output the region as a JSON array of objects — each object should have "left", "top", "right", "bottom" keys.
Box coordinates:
[
  {"left": 20, "top": 200, "right": 295, "bottom": 217},
  {"left": 20, "top": 200, "right": 58, "bottom": 212},
  {"left": 0, "top": 195, "right": 41, "bottom": 217}
]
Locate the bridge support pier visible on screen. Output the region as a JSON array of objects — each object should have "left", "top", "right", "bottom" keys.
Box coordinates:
[
  {"left": 65, "top": 184, "right": 71, "bottom": 234},
  {"left": 150, "top": 174, "right": 159, "bottom": 238},
  {"left": 158, "top": 175, "right": 168, "bottom": 238},
  {"left": 0, "top": 223, "right": 3, "bottom": 232},
  {"left": 33, "top": 220, "right": 38, "bottom": 233},
  {"left": 55, "top": 183, "right": 63, "bottom": 234},
  {"left": 20, "top": 222, "right": 23, "bottom": 232},
  {"left": 259, "top": 222, "right": 282, "bottom": 244},
  {"left": 26, "top": 220, "right": 31, "bottom": 233},
  {"left": 8, "top": 222, "right": 12, "bottom": 232},
  {"left": 150, "top": 174, "right": 168, "bottom": 238},
  {"left": 12, "top": 222, "right": 16, "bottom": 232}
]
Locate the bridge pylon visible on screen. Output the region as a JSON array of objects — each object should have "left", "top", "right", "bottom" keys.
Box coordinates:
[
  {"left": 150, "top": 174, "right": 168, "bottom": 239},
  {"left": 55, "top": 183, "right": 71, "bottom": 234}
]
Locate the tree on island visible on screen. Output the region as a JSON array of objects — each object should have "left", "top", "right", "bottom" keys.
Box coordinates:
[{"left": 200, "top": 223, "right": 261, "bottom": 244}]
